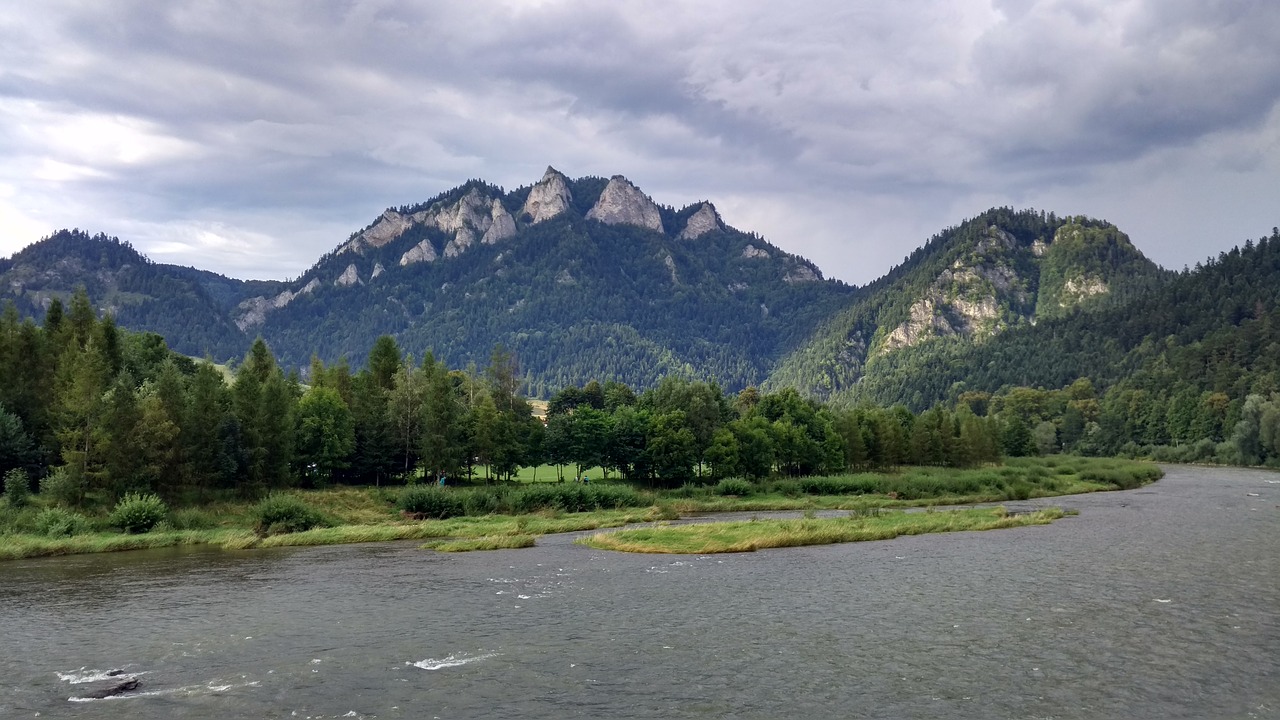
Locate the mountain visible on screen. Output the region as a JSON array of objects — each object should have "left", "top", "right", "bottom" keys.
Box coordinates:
[
  {"left": 1, "top": 170, "right": 855, "bottom": 392},
  {"left": 0, "top": 229, "right": 282, "bottom": 358},
  {"left": 766, "top": 208, "right": 1167, "bottom": 402}
]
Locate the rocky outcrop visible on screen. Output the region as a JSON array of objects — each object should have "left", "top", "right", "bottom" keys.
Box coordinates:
[
  {"left": 1060, "top": 275, "right": 1108, "bottom": 305},
  {"left": 678, "top": 203, "right": 722, "bottom": 240},
  {"left": 342, "top": 210, "right": 413, "bottom": 254},
  {"left": 399, "top": 238, "right": 438, "bottom": 266},
  {"left": 335, "top": 263, "right": 360, "bottom": 287},
  {"left": 235, "top": 278, "right": 320, "bottom": 331},
  {"left": 662, "top": 253, "right": 679, "bottom": 284},
  {"left": 784, "top": 264, "right": 822, "bottom": 283},
  {"left": 586, "top": 176, "right": 664, "bottom": 232},
  {"left": 370, "top": 262, "right": 385, "bottom": 279},
  {"left": 881, "top": 298, "right": 956, "bottom": 352},
  {"left": 742, "top": 244, "right": 770, "bottom": 259},
  {"left": 522, "top": 167, "right": 572, "bottom": 224},
  {"left": 443, "top": 226, "right": 477, "bottom": 258},
  {"left": 482, "top": 201, "right": 517, "bottom": 244}
]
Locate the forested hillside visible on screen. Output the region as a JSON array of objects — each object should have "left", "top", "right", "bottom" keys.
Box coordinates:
[
  {"left": 766, "top": 208, "right": 1166, "bottom": 398},
  {"left": 0, "top": 230, "right": 278, "bottom": 359}
]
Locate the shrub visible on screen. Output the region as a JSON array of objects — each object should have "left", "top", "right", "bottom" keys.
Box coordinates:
[
  {"left": 714, "top": 478, "right": 753, "bottom": 496},
  {"left": 33, "top": 507, "right": 90, "bottom": 537},
  {"left": 4, "top": 468, "right": 30, "bottom": 507},
  {"left": 398, "top": 485, "right": 465, "bottom": 519},
  {"left": 39, "top": 468, "right": 81, "bottom": 507},
  {"left": 109, "top": 492, "right": 169, "bottom": 534},
  {"left": 254, "top": 494, "right": 328, "bottom": 535}
]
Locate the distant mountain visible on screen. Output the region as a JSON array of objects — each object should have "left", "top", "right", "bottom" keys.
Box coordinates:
[
  {"left": 6, "top": 174, "right": 1270, "bottom": 406},
  {"left": 0, "top": 229, "right": 281, "bottom": 359},
  {"left": 765, "top": 208, "right": 1167, "bottom": 402},
  {"left": 1, "top": 169, "right": 855, "bottom": 391}
]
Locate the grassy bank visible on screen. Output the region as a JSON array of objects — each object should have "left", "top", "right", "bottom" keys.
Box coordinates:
[
  {"left": 0, "top": 457, "right": 1159, "bottom": 560},
  {"left": 579, "top": 507, "right": 1068, "bottom": 554}
]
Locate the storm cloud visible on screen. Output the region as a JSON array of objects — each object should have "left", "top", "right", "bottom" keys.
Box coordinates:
[{"left": 1, "top": 0, "right": 1277, "bottom": 283}]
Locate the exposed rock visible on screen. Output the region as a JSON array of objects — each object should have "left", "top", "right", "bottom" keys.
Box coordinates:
[
  {"left": 344, "top": 210, "right": 413, "bottom": 253},
  {"left": 742, "top": 244, "right": 770, "bottom": 259},
  {"left": 760, "top": 303, "right": 770, "bottom": 317},
  {"left": 1031, "top": 238, "right": 1050, "bottom": 257},
  {"left": 482, "top": 200, "right": 517, "bottom": 244},
  {"left": 432, "top": 188, "right": 491, "bottom": 235},
  {"left": 335, "top": 263, "right": 360, "bottom": 287},
  {"left": 1060, "top": 275, "right": 1108, "bottom": 305},
  {"left": 235, "top": 279, "right": 320, "bottom": 331},
  {"left": 399, "top": 239, "right": 438, "bottom": 266},
  {"left": 77, "top": 677, "right": 140, "bottom": 700},
  {"left": 370, "top": 262, "right": 385, "bottom": 279},
  {"left": 522, "top": 167, "right": 573, "bottom": 224},
  {"left": 586, "top": 176, "right": 664, "bottom": 232},
  {"left": 976, "top": 226, "right": 1017, "bottom": 254},
  {"left": 443, "top": 226, "right": 477, "bottom": 258},
  {"left": 728, "top": 282, "right": 749, "bottom": 292},
  {"left": 677, "top": 203, "right": 723, "bottom": 240},
  {"left": 555, "top": 268, "right": 577, "bottom": 285},
  {"left": 662, "top": 253, "right": 679, "bottom": 284},
  {"left": 881, "top": 298, "right": 957, "bottom": 352},
  {"left": 784, "top": 265, "right": 821, "bottom": 283}
]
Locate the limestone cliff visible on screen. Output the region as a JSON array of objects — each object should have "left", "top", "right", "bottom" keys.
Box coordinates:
[
  {"left": 678, "top": 203, "right": 723, "bottom": 240},
  {"left": 586, "top": 176, "right": 664, "bottom": 232},
  {"left": 521, "top": 167, "right": 572, "bottom": 224},
  {"left": 235, "top": 278, "right": 321, "bottom": 331}
]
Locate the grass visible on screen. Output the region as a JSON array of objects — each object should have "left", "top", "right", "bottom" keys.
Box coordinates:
[
  {"left": 578, "top": 507, "right": 1067, "bottom": 554},
  {"left": 0, "top": 457, "right": 1158, "bottom": 560},
  {"left": 422, "top": 535, "right": 537, "bottom": 552}
]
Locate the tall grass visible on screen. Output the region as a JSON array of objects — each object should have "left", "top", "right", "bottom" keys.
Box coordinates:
[{"left": 580, "top": 507, "right": 1067, "bottom": 554}]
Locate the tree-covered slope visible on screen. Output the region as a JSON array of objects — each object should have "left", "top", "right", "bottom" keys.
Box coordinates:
[
  {"left": 250, "top": 170, "right": 856, "bottom": 392},
  {"left": 767, "top": 208, "right": 1166, "bottom": 401},
  {"left": 0, "top": 230, "right": 269, "bottom": 359}
]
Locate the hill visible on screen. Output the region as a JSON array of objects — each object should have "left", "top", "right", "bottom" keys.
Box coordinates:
[{"left": 765, "top": 208, "right": 1168, "bottom": 403}]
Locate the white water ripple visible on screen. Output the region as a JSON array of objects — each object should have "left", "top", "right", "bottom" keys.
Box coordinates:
[{"left": 408, "top": 652, "right": 499, "bottom": 671}]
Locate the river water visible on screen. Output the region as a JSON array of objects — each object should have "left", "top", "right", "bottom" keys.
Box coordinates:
[{"left": 1, "top": 465, "right": 1276, "bottom": 719}]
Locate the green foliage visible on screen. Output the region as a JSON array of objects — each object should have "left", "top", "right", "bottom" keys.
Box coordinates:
[
  {"left": 108, "top": 492, "right": 169, "bottom": 534},
  {"left": 253, "top": 494, "right": 328, "bottom": 535},
  {"left": 33, "top": 506, "right": 90, "bottom": 537},
  {"left": 39, "top": 467, "right": 82, "bottom": 507},
  {"left": 714, "top": 478, "right": 754, "bottom": 496},
  {"left": 4, "top": 468, "right": 30, "bottom": 507},
  {"left": 398, "top": 485, "right": 466, "bottom": 519}
]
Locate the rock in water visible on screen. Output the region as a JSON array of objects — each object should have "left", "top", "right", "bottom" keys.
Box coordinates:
[{"left": 80, "top": 677, "right": 140, "bottom": 699}]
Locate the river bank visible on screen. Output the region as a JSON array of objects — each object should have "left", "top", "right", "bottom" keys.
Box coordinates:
[{"left": 0, "top": 456, "right": 1161, "bottom": 560}]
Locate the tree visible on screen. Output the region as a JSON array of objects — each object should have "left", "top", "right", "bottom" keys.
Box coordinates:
[
  {"left": 421, "top": 354, "right": 464, "bottom": 480},
  {"left": 0, "top": 404, "right": 38, "bottom": 478},
  {"left": 387, "top": 358, "right": 426, "bottom": 476},
  {"left": 295, "top": 387, "right": 356, "bottom": 486},
  {"left": 704, "top": 428, "right": 740, "bottom": 481},
  {"left": 647, "top": 411, "right": 697, "bottom": 485}
]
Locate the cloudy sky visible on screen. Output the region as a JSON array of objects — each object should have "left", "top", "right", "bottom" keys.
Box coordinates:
[{"left": 1, "top": 1, "right": 1277, "bottom": 285}]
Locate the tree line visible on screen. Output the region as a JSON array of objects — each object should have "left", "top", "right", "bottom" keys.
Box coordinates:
[{"left": 1, "top": 290, "right": 1015, "bottom": 506}]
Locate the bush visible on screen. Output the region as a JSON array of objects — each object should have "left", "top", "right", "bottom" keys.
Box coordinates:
[
  {"left": 254, "top": 494, "right": 328, "bottom": 535},
  {"left": 4, "top": 469, "right": 30, "bottom": 507},
  {"left": 108, "top": 492, "right": 169, "bottom": 534},
  {"left": 33, "top": 507, "right": 90, "bottom": 537},
  {"left": 714, "top": 478, "right": 754, "bottom": 496},
  {"left": 40, "top": 468, "right": 82, "bottom": 507},
  {"left": 398, "top": 485, "right": 465, "bottom": 519}
]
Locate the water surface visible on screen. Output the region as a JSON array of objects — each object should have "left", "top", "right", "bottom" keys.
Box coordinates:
[{"left": 1, "top": 465, "right": 1276, "bottom": 718}]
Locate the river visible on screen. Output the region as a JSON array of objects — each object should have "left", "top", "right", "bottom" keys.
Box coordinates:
[{"left": 1, "top": 465, "right": 1276, "bottom": 719}]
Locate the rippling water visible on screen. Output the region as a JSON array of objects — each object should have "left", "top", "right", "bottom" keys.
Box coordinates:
[{"left": 1, "top": 465, "right": 1276, "bottom": 719}]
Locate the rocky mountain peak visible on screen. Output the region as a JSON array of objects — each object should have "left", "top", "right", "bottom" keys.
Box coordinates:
[
  {"left": 586, "top": 176, "right": 664, "bottom": 233},
  {"left": 677, "top": 202, "right": 723, "bottom": 240},
  {"left": 521, "top": 167, "right": 573, "bottom": 224}
]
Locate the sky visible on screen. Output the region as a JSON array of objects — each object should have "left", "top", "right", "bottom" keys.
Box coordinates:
[{"left": 1, "top": 1, "right": 1277, "bottom": 286}]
